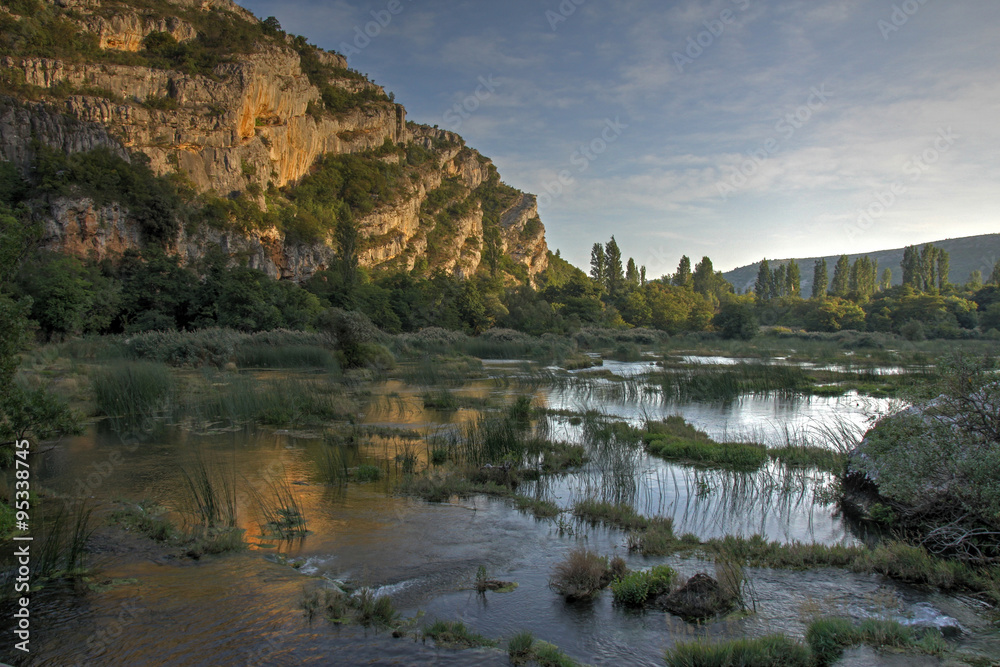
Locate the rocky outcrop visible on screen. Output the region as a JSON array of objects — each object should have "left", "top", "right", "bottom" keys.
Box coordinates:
[
  {"left": 3, "top": 49, "right": 404, "bottom": 196},
  {"left": 2, "top": 0, "right": 549, "bottom": 283},
  {"left": 499, "top": 194, "right": 549, "bottom": 279}
]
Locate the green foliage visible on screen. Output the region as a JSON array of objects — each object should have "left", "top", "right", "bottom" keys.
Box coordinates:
[
  {"left": 713, "top": 300, "right": 758, "bottom": 340},
  {"left": 33, "top": 146, "right": 182, "bottom": 244},
  {"left": 853, "top": 351, "right": 1000, "bottom": 562},
  {"left": 610, "top": 565, "right": 676, "bottom": 606}
]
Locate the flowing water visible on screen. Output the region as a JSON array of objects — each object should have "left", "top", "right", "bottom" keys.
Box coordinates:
[{"left": 3, "top": 359, "right": 997, "bottom": 666}]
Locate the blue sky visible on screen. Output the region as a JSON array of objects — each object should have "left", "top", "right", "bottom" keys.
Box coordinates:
[{"left": 237, "top": 0, "right": 1000, "bottom": 277}]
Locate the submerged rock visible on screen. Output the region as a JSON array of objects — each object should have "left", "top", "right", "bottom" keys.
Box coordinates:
[{"left": 653, "top": 573, "right": 735, "bottom": 621}]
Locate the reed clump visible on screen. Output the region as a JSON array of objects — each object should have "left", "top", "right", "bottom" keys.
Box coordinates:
[
  {"left": 422, "top": 620, "right": 498, "bottom": 649},
  {"left": 91, "top": 361, "right": 172, "bottom": 424}
]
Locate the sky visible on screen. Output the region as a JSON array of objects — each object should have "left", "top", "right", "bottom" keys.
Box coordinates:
[{"left": 236, "top": 0, "right": 1000, "bottom": 278}]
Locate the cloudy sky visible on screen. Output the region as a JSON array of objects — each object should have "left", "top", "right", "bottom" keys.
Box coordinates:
[{"left": 237, "top": 0, "right": 1000, "bottom": 277}]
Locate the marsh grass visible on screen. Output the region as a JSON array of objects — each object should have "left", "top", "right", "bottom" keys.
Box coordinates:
[
  {"left": 110, "top": 500, "right": 176, "bottom": 542},
  {"left": 567, "top": 502, "right": 1000, "bottom": 603},
  {"left": 186, "top": 375, "right": 346, "bottom": 426},
  {"left": 234, "top": 343, "right": 339, "bottom": 370},
  {"left": 508, "top": 631, "right": 535, "bottom": 662},
  {"left": 247, "top": 474, "right": 307, "bottom": 539},
  {"left": 422, "top": 620, "right": 497, "bottom": 648},
  {"left": 652, "top": 363, "right": 811, "bottom": 402},
  {"left": 806, "top": 617, "right": 946, "bottom": 665},
  {"left": 572, "top": 499, "right": 654, "bottom": 532},
  {"left": 664, "top": 634, "right": 813, "bottom": 667},
  {"left": 317, "top": 445, "right": 353, "bottom": 485},
  {"left": 643, "top": 417, "right": 768, "bottom": 471},
  {"left": 353, "top": 588, "right": 398, "bottom": 628},
  {"left": 91, "top": 361, "right": 172, "bottom": 425},
  {"left": 514, "top": 495, "right": 560, "bottom": 518},
  {"left": 34, "top": 501, "right": 94, "bottom": 581},
  {"left": 302, "top": 587, "right": 350, "bottom": 624},
  {"left": 179, "top": 456, "right": 238, "bottom": 528}
]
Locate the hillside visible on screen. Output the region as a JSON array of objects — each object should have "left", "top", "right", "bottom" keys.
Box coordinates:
[
  {"left": 0, "top": 0, "right": 547, "bottom": 283},
  {"left": 723, "top": 234, "right": 1000, "bottom": 294}
]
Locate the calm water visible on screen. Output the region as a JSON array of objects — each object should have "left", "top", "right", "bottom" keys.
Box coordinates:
[{"left": 3, "top": 360, "right": 996, "bottom": 666}]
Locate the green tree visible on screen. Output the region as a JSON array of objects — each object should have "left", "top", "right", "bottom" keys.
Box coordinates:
[
  {"left": 831, "top": 254, "right": 850, "bottom": 298},
  {"left": 812, "top": 258, "right": 828, "bottom": 299},
  {"left": 902, "top": 245, "right": 920, "bottom": 289},
  {"left": 0, "top": 206, "right": 79, "bottom": 456},
  {"left": 754, "top": 259, "right": 772, "bottom": 301},
  {"left": 590, "top": 243, "right": 606, "bottom": 287},
  {"left": 880, "top": 267, "right": 892, "bottom": 291},
  {"left": 625, "top": 257, "right": 639, "bottom": 288},
  {"left": 772, "top": 263, "right": 786, "bottom": 299},
  {"left": 672, "top": 255, "right": 692, "bottom": 287},
  {"left": 713, "top": 300, "right": 758, "bottom": 340},
  {"left": 936, "top": 249, "right": 950, "bottom": 290},
  {"left": 336, "top": 214, "right": 359, "bottom": 292},
  {"left": 604, "top": 236, "right": 624, "bottom": 297},
  {"left": 967, "top": 270, "right": 984, "bottom": 290},
  {"left": 989, "top": 260, "right": 1000, "bottom": 287},
  {"left": 785, "top": 259, "right": 801, "bottom": 298}
]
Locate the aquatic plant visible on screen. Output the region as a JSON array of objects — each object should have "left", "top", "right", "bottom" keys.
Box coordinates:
[
  {"left": 507, "top": 631, "right": 535, "bottom": 662},
  {"left": 353, "top": 588, "right": 397, "bottom": 627},
  {"left": 179, "top": 455, "right": 238, "bottom": 528},
  {"left": 572, "top": 499, "right": 654, "bottom": 532},
  {"left": 422, "top": 620, "right": 497, "bottom": 648},
  {"left": 806, "top": 617, "right": 946, "bottom": 665},
  {"left": 513, "top": 495, "right": 560, "bottom": 518},
  {"left": 549, "top": 547, "right": 614, "bottom": 601},
  {"left": 110, "top": 499, "right": 176, "bottom": 542},
  {"left": 34, "top": 501, "right": 94, "bottom": 581},
  {"left": 664, "top": 634, "right": 813, "bottom": 667},
  {"left": 91, "top": 360, "right": 172, "bottom": 425},
  {"left": 609, "top": 564, "right": 676, "bottom": 607},
  {"left": 247, "top": 474, "right": 307, "bottom": 539},
  {"left": 234, "top": 343, "right": 338, "bottom": 370}
]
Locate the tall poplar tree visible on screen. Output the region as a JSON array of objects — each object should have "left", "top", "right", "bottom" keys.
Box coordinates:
[
  {"left": 831, "top": 254, "right": 850, "bottom": 297},
  {"left": 812, "top": 259, "right": 828, "bottom": 299}
]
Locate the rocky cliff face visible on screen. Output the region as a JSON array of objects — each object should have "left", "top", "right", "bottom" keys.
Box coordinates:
[{"left": 1, "top": 0, "right": 548, "bottom": 283}]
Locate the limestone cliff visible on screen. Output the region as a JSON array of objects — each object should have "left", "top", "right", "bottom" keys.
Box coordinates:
[{"left": 0, "top": 0, "right": 548, "bottom": 283}]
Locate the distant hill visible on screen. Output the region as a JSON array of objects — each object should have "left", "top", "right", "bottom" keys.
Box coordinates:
[{"left": 722, "top": 234, "right": 1000, "bottom": 294}]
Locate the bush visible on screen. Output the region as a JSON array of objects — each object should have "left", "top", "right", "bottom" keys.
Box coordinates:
[
  {"left": 610, "top": 565, "right": 676, "bottom": 607},
  {"left": 549, "top": 548, "right": 612, "bottom": 600}
]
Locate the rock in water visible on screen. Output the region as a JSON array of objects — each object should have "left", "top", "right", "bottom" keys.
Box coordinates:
[{"left": 654, "top": 573, "right": 735, "bottom": 621}]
